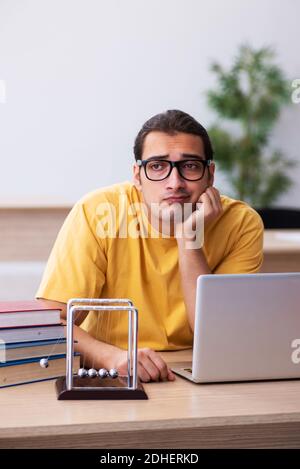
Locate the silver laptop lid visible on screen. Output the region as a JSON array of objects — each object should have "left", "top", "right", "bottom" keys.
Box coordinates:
[{"left": 192, "top": 273, "right": 300, "bottom": 383}]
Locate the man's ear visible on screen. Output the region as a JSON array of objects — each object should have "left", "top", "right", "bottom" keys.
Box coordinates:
[{"left": 133, "top": 163, "right": 142, "bottom": 191}]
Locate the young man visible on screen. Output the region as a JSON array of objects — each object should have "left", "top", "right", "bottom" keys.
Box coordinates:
[{"left": 36, "top": 110, "right": 264, "bottom": 382}]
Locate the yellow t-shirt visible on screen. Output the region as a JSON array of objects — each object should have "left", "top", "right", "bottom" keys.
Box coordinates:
[{"left": 35, "top": 181, "right": 264, "bottom": 351}]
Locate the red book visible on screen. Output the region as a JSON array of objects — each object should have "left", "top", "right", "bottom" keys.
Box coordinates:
[{"left": 0, "top": 300, "right": 62, "bottom": 329}]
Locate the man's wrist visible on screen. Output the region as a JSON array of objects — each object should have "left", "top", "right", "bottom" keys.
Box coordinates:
[
  {"left": 99, "top": 341, "right": 123, "bottom": 369},
  {"left": 176, "top": 234, "right": 204, "bottom": 251}
]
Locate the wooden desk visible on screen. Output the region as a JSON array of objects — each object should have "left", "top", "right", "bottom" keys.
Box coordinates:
[
  {"left": 1, "top": 349, "right": 300, "bottom": 449},
  {"left": 262, "top": 230, "right": 300, "bottom": 272}
]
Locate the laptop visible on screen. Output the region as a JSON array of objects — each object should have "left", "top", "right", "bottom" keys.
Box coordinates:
[{"left": 171, "top": 273, "right": 300, "bottom": 383}]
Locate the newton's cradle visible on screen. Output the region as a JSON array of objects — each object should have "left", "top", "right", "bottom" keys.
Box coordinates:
[{"left": 48, "top": 298, "right": 147, "bottom": 400}]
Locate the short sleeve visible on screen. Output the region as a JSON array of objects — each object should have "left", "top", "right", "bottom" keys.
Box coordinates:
[
  {"left": 213, "top": 209, "right": 264, "bottom": 274},
  {"left": 35, "top": 201, "right": 107, "bottom": 303}
]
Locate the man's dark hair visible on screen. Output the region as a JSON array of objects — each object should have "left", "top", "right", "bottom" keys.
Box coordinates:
[{"left": 133, "top": 109, "right": 214, "bottom": 161}]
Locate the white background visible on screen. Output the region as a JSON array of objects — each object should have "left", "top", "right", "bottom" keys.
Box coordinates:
[{"left": 0, "top": 0, "right": 299, "bottom": 207}]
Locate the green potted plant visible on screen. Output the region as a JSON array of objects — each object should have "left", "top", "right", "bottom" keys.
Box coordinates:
[{"left": 206, "top": 44, "right": 297, "bottom": 225}]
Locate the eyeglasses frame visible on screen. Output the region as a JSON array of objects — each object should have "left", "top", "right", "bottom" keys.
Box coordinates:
[{"left": 136, "top": 158, "right": 212, "bottom": 181}]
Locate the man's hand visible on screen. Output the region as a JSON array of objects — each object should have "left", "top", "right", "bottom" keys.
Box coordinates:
[
  {"left": 198, "top": 185, "right": 223, "bottom": 226},
  {"left": 175, "top": 186, "right": 223, "bottom": 244},
  {"left": 112, "top": 347, "right": 176, "bottom": 383}
]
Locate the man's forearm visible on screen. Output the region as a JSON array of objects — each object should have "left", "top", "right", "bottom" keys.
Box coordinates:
[
  {"left": 61, "top": 319, "right": 121, "bottom": 370},
  {"left": 177, "top": 241, "right": 211, "bottom": 331},
  {"left": 174, "top": 184, "right": 222, "bottom": 330},
  {"left": 39, "top": 299, "right": 120, "bottom": 370}
]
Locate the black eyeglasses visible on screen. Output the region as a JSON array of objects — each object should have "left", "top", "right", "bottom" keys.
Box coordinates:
[{"left": 136, "top": 158, "right": 212, "bottom": 181}]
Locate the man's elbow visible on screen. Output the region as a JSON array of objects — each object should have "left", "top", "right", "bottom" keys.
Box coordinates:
[{"left": 36, "top": 298, "right": 67, "bottom": 321}]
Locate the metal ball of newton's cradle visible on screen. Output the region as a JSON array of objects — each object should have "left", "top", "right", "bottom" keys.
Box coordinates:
[
  {"left": 40, "top": 358, "right": 49, "bottom": 368},
  {"left": 77, "top": 368, "right": 88, "bottom": 378},
  {"left": 98, "top": 368, "right": 109, "bottom": 379},
  {"left": 87, "top": 368, "right": 98, "bottom": 378},
  {"left": 109, "top": 368, "right": 119, "bottom": 379}
]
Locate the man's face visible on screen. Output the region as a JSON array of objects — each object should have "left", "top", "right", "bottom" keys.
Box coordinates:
[{"left": 133, "top": 131, "right": 215, "bottom": 226}]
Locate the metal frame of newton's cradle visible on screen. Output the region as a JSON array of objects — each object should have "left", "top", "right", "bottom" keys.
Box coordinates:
[{"left": 55, "top": 298, "right": 148, "bottom": 400}]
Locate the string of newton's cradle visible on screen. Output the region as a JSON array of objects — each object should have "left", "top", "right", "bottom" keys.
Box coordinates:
[{"left": 40, "top": 310, "right": 79, "bottom": 368}]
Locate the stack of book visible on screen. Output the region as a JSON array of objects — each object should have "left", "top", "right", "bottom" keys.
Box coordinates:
[{"left": 0, "top": 299, "right": 79, "bottom": 388}]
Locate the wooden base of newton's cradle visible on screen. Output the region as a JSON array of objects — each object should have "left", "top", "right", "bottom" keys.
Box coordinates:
[{"left": 55, "top": 376, "right": 148, "bottom": 400}]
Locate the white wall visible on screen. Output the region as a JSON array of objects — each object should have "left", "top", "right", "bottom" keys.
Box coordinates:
[
  {"left": 0, "top": 262, "right": 45, "bottom": 300},
  {"left": 0, "top": 0, "right": 299, "bottom": 207}
]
